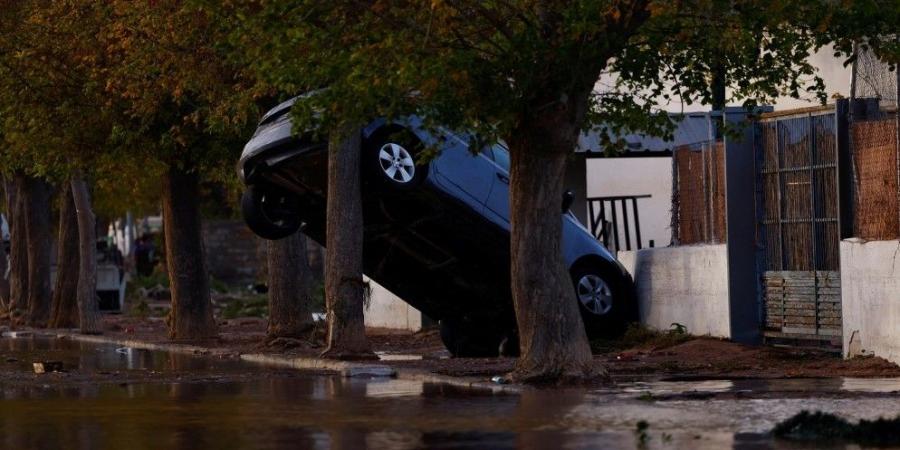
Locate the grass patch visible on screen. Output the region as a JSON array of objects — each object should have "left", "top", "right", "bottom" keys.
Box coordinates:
[
  {"left": 130, "top": 271, "right": 170, "bottom": 290},
  {"left": 591, "top": 323, "right": 692, "bottom": 353},
  {"left": 129, "top": 299, "right": 151, "bottom": 319},
  {"left": 774, "top": 411, "right": 900, "bottom": 446},
  {"left": 220, "top": 295, "right": 269, "bottom": 319},
  {"left": 209, "top": 276, "right": 231, "bottom": 294}
]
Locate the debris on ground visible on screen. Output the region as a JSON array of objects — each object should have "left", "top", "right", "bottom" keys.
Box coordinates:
[
  {"left": 774, "top": 411, "right": 900, "bottom": 446},
  {"left": 33, "top": 361, "right": 64, "bottom": 374},
  {"left": 16, "top": 314, "right": 900, "bottom": 385},
  {"left": 491, "top": 375, "right": 510, "bottom": 385}
]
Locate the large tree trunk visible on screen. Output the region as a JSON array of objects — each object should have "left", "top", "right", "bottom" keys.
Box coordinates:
[
  {"left": 266, "top": 232, "right": 315, "bottom": 339},
  {"left": 49, "top": 184, "right": 80, "bottom": 329},
  {"left": 321, "top": 124, "right": 374, "bottom": 360},
  {"left": 71, "top": 176, "right": 102, "bottom": 334},
  {"left": 161, "top": 165, "right": 217, "bottom": 341},
  {"left": 24, "top": 177, "right": 52, "bottom": 327},
  {"left": 506, "top": 96, "right": 596, "bottom": 383},
  {"left": 5, "top": 174, "right": 28, "bottom": 321}
]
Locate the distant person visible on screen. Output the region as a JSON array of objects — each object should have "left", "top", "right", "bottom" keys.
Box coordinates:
[{"left": 134, "top": 234, "right": 156, "bottom": 277}]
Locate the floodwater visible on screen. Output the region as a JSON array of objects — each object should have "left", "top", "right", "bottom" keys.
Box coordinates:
[{"left": 2, "top": 337, "right": 900, "bottom": 450}]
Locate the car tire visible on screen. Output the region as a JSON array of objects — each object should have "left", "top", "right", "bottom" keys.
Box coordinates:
[
  {"left": 440, "top": 320, "right": 512, "bottom": 358},
  {"left": 570, "top": 263, "right": 635, "bottom": 339},
  {"left": 365, "top": 128, "right": 428, "bottom": 190},
  {"left": 241, "top": 184, "right": 302, "bottom": 240}
]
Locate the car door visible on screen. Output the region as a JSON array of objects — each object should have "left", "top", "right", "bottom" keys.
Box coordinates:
[
  {"left": 432, "top": 133, "right": 495, "bottom": 211},
  {"left": 483, "top": 144, "right": 511, "bottom": 226}
]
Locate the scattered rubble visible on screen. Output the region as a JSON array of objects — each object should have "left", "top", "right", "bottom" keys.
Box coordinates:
[
  {"left": 33, "top": 361, "right": 64, "bottom": 374},
  {"left": 774, "top": 411, "right": 900, "bottom": 445}
]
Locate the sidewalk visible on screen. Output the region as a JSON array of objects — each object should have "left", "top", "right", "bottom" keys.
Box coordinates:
[{"left": 6, "top": 315, "right": 900, "bottom": 391}]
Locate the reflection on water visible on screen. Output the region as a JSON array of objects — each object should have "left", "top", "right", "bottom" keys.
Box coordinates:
[
  {"left": 373, "top": 352, "right": 426, "bottom": 361},
  {"left": 608, "top": 377, "right": 900, "bottom": 397},
  {"left": 2, "top": 337, "right": 899, "bottom": 449}
]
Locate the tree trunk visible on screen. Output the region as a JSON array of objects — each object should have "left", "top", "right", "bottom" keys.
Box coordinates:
[
  {"left": 321, "top": 124, "right": 374, "bottom": 360},
  {"left": 161, "top": 165, "right": 217, "bottom": 341},
  {"left": 25, "top": 177, "right": 52, "bottom": 327},
  {"left": 49, "top": 184, "right": 80, "bottom": 329},
  {"left": 5, "top": 174, "right": 28, "bottom": 321},
  {"left": 266, "top": 232, "right": 315, "bottom": 339},
  {"left": 71, "top": 176, "right": 102, "bottom": 334},
  {"left": 506, "top": 98, "right": 597, "bottom": 383}
]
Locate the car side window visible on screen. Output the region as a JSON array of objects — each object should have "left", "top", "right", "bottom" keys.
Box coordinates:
[{"left": 491, "top": 144, "right": 510, "bottom": 172}]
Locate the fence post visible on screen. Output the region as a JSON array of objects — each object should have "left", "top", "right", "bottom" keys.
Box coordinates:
[
  {"left": 724, "top": 108, "right": 764, "bottom": 344},
  {"left": 671, "top": 150, "right": 680, "bottom": 246},
  {"left": 835, "top": 100, "right": 854, "bottom": 240},
  {"left": 848, "top": 43, "right": 860, "bottom": 238}
]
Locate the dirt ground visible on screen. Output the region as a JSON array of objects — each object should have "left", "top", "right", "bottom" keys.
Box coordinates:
[{"left": 89, "top": 315, "right": 900, "bottom": 383}]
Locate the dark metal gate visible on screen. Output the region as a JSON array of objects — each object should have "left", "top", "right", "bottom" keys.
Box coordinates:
[
  {"left": 755, "top": 109, "right": 842, "bottom": 346},
  {"left": 587, "top": 194, "right": 653, "bottom": 252}
]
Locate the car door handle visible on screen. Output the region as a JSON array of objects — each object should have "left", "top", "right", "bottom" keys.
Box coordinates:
[{"left": 496, "top": 173, "right": 509, "bottom": 184}]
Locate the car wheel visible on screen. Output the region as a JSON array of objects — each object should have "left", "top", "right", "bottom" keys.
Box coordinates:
[
  {"left": 365, "top": 128, "right": 428, "bottom": 190},
  {"left": 440, "top": 320, "right": 513, "bottom": 358},
  {"left": 241, "top": 184, "right": 301, "bottom": 240},
  {"left": 570, "top": 263, "right": 634, "bottom": 339}
]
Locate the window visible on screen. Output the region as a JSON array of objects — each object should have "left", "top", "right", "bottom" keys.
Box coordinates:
[{"left": 491, "top": 144, "right": 510, "bottom": 172}]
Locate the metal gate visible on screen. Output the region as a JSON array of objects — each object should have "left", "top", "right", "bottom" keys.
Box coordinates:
[{"left": 755, "top": 109, "right": 842, "bottom": 346}]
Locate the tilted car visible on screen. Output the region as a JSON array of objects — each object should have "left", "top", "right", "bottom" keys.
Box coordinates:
[{"left": 238, "top": 97, "right": 636, "bottom": 356}]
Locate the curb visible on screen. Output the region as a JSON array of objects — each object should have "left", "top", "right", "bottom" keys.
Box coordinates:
[{"left": 39, "top": 330, "right": 522, "bottom": 394}]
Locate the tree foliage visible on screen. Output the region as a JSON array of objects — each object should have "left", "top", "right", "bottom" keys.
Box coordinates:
[{"left": 226, "top": 0, "right": 899, "bottom": 381}]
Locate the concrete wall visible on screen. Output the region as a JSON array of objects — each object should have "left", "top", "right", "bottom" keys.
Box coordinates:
[
  {"left": 619, "top": 245, "right": 731, "bottom": 338},
  {"left": 840, "top": 240, "right": 900, "bottom": 365},
  {"left": 585, "top": 157, "right": 672, "bottom": 249},
  {"left": 203, "top": 220, "right": 266, "bottom": 284},
  {"left": 364, "top": 277, "right": 423, "bottom": 332}
]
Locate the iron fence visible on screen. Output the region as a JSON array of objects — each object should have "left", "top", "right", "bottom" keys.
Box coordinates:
[
  {"left": 757, "top": 111, "right": 840, "bottom": 272},
  {"left": 755, "top": 109, "right": 842, "bottom": 342},
  {"left": 587, "top": 194, "right": 653, "bottom": 252}
]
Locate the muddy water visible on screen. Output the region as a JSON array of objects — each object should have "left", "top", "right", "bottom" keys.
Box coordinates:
[{"left": 1, "top": 337, "right": 900, "bottom": 449}]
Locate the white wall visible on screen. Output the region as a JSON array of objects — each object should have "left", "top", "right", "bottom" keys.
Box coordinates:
[
  {"left": 364, "top": 276, "right": 423, "bottom": 332},
  {"left": 619, "top": 245, "right": 731, "bottom": 338},
  {"left": 771, "top": 46, "right": 851, "bottom": 110},
  {"left": 840, "top": 240, "right": 900, "bottom": 365},
  {"left": 595, "top": 45, "right": 851, "bottom": 113},
  {"left": 586, "top": 157, "right": 672, "bottom": 251}
]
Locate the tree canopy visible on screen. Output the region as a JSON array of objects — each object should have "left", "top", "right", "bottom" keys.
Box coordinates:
[{"left": 230, "top": 0, "right": 898, "bottom": 145}]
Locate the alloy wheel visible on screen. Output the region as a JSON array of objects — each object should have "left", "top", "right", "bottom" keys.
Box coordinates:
[
  {"left": 378, "top": 143, "right": 416, "bottom": 184},
  {"left": 576, "top": 274, "right": 614, "bottom": 315}
]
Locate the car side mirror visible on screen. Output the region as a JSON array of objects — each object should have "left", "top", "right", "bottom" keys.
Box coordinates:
[{"left": 562, "top": 189, "right": 574, "bottom": 213}]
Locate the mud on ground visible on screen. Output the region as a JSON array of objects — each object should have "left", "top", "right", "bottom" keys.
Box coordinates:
[{"left": 98, "top": 316, "right": 900, "bottom": 382}]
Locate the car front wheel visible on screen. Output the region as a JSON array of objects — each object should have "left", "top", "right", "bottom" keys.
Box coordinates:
[
  {"left": 241, "top": 184, "right": 301, "bottom": 240},
  {"left": 365, "top": 128, "right": 428, "bottom": 190},
  {"left": 570, "top": 264, "right": 634, "bottom": 339}
]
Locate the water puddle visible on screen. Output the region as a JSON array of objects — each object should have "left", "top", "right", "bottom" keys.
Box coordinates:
[{"left": 2, "top": 336, "right": 900, "bottom": 449}]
